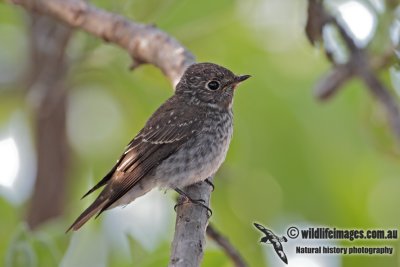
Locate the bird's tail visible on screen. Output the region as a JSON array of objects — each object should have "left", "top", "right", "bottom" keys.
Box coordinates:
[{"left": 66, "top": 196, "right": 109, "bottom": 232}]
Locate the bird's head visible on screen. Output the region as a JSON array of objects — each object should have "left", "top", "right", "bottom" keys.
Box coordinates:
[{"left": 175, "top": 62, "right": 250, "bottom": 109}]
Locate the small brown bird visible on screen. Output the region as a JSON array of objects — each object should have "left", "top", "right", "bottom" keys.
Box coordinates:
[{"left": 67, "top": 62, "right": 250, "bottom": 231}]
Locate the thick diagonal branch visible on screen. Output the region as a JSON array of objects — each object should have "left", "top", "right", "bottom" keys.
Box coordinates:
[{"left": 12, "top": 0, "right": 195, "bottom": 86}]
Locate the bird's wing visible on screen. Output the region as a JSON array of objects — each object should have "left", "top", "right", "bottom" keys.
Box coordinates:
[
  {"left": 254, "top": 223, "right": 274, "bottom": 238},
  {"left": 68, "top": 98, "right": 204, "bottom": 231},
  {"left": 254, "top": 222, "right": 266, "bottom": 232},
  {"left": 272, "top": 242, "right": 288, "bottom": 264}
]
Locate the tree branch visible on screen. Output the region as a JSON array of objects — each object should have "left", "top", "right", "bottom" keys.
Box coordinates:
[
  {"left": 26, "top": 12, "right": 72, "bottom": 229},
  {"left": 12, "top": 0, "right": 195, "bottom": 86},
  {"left": 306, "top": 0, "right": 400, "bottom": 143},
  {"left": 359, "top": 66, "right": 400, "bottom": 138},
  {"left": 313, "top": 63, "right": 353, "bottom": 100},
  {"left": 169, "top": 179, "right": 213, "bottom": 267},
  {"left": 314, "top": 46, "right": 396, "bottom": 101},
  {"left": 206, "top": 223, "right": 248, "bottom": 267}
]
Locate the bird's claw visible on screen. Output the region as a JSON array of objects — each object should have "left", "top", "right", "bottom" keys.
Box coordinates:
[
  {"left": 174, "top": 188, "right": 212, "bottom": 217},
  {"left": 205, "top": 179, "right": 215, "bottom": 191}
]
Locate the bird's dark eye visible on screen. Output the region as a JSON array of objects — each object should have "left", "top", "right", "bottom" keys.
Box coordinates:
[{"left": 207, "top": 81, "right": 220, "bottom": 90}]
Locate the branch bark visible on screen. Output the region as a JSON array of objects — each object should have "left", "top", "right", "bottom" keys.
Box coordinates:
[
  {"left": 169, "top": 179, "right": 213, "bottom": 267},
  {"left": 12, "top": 0, "right": 195, "bottom": 86},
  {"left": 12, "top": 0, "right": 219, "bottom": 266}
]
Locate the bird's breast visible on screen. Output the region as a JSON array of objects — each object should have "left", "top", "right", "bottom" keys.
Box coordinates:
[{"left": 155, "top": 110, "right": 233, "bottom": 188}]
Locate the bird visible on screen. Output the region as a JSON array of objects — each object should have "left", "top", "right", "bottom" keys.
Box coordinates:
[
  {"left": 67, "top": 62, "right": 250, "bottom": 232},
  {"left": 254, "top": 223, "right": 288, "bottom": 264}
]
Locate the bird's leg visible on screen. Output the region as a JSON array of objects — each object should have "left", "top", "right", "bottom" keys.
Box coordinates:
[
  {"left": 204, "top": 178, "right": 214, "bottom": 191},
  {"left": 174, "top": 188, "right": 212, "bottom": 217}
]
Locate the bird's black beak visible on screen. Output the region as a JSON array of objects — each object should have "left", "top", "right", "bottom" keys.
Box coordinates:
[{"left": 235, "top": 75, "right": 251, "bottom": 83}]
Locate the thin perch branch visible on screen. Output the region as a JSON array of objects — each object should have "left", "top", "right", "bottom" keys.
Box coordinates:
[{"left": 169, "top": 179, "right": 213, "bottom": 267}]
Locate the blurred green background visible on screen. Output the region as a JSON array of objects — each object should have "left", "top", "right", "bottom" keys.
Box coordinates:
[{"left": 0, "top": 0, "right": 399, "bottom": 266}]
